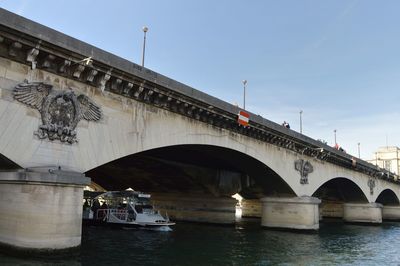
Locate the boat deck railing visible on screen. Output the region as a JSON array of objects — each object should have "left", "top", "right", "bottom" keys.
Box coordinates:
[{"left": 95, "top": 208, "right": 129, "bottom": 221}]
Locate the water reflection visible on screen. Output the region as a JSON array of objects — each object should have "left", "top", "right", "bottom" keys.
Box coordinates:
[{"left": 1, "top": 220, "right": 400, "bottom": 265}]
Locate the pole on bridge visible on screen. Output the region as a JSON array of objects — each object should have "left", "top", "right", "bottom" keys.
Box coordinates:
[
  {"left": 141, "top": 26, "right": 148, "bottom": 67},
  {"left": 334, "top": 129, "right": 337, "bottom": 146},
  {"left": 299, "top": 110, "right": 303, "bottom": 134},
  {"left": 242, "top": 80, "right": 247, "bottom": 110}
]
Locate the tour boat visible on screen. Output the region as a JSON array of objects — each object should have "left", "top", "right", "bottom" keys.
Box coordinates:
[{"left": 83, "top": 190, "right": 175, "bottom": 230}]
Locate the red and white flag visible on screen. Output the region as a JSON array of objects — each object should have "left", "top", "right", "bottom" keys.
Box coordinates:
[{"left": 238, "top": 110, "right": 249, "bottom": 126}]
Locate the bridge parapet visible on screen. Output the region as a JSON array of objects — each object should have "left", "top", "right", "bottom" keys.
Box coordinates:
[{"left": 0, "top": 8, "right": 397, "bottom": 184}]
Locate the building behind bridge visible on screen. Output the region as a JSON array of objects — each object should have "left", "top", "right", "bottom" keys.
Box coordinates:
[{"left": 368, "top": 146, "right": 400, "bottom": 176}]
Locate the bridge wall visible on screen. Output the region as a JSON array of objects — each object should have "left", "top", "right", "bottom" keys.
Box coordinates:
[{"left": 0, "top": 58, "right": 399, "bottom": 203}]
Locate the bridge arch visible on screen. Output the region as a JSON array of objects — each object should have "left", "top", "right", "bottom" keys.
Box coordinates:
[
  {"left": 86, "top": 144, "right": 296, "bottom": 198},
  {"left": 375, "top": 189, "right": 400, "bottom": 206},
  {"left": 311, "top": 177, "right": 368, "bottom": 203},
  {"left": 311, "top": 177, "right": 369, "bottom": 219}
]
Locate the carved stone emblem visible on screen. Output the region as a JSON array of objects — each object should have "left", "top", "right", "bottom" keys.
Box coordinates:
[
  {"left": 295, "top": 159, "right": 313, "bottom": 185},
  {"left": 368, "top": 178, "right": 376, "bottom": 195},
  {"left": 13, "top": 81, "right": 102, "bottom": 144}
]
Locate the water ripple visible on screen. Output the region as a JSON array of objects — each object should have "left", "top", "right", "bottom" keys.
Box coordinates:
[{"left": 2, "top": 220, "right": 400, "bottom": 265}]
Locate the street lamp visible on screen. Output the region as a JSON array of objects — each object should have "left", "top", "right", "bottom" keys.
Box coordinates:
[
  {"left": 358, "top": 142, "right": 361, "bottom": 158},
  {"left": 334, "top": 129, "right": 337, "bottom": 146},
  {"left": 141, "top": 26, "right": 148, "bottom": 67},
  {"left": 242, "top": 80, "right": 247, "bottom": 109},
  {"left": 299, "top": 110, "right": 303, "bottom": 134}
]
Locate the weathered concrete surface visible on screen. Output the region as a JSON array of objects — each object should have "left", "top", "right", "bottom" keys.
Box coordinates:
[
  {"left": 343, "top": 203, "right": 383, "bottom": 224},
  {"left": 320, "top": 201, "right": 344, "bottom": 218},
  {"left": 0, "top": 169, "right": 89, "bottom": 250},
  {"left": 260, "top": 197, "right": 321, "bottom": 230},
  {"left": 382, "top": 206, "right": 400, "bottom": 221},
  {"left": 151, "top": 193, "right": 237, "bottom": 224},
  {"left": 241, "top": 199, "right": 261, "bottom": 218}
]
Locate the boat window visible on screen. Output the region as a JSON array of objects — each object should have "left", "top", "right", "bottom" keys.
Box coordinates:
[
  {"left": 135, "top": 205, "right": 143, "bottom": 213},
  {"left": 138, "top": 198, "right": 151, "bottom": 204}
]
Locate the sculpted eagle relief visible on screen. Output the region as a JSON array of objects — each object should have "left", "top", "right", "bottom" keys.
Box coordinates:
[{"left": 13, "top": 81, "right": 102, "bottom": 144}]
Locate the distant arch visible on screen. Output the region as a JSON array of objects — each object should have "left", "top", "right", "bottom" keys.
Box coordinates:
[
  {"left": 376, "top": 189, "right": 400, "bottom": 206},
  {"left": 312, "top": 177, "right": 368, "bottom": 203}
]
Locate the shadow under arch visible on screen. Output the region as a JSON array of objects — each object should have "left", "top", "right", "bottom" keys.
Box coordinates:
[
  {"left": 86, "top": 144, "right": 296, "bottom": 198},
  {"left": 312, "top": 177, "right": 368, "bottom": 203},
  {"left": 0, "top": 153, "right": 21, "bottom": 170},
  {"left": 376, "top": 189, "right": 400, "bottom": 206},
  {"left": 312, "top": 177, "right": 368, "bottom": 219}
]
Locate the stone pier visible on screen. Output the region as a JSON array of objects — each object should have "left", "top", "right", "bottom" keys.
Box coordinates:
[
  {"left": 260, "top": 196, "right": 321, "bottom": 230},
  {"left": 0, "top": 168, "right": 90, "bottom": 251},
  {"left": 241, "top": 199, "right": 261, "bottom": 218},
  {"left": 343, "top": 203, "right": 382, "bottom": 224},
  {"left": 382, "top": 205, "right": 400, "bottom": 221},
  {"left": 151, "top": 194, "right": 237, "bottom": 224}
]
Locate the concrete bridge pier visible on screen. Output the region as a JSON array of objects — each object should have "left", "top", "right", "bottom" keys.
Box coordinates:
[
  {"left": 260, "top": 196, "right": 321, "bottom": 230},
  {"left": 241, "top": 199, "right": 261, "bottom": 218},
  {"left": 319, "top": 201, "right": 344, "bottom": 219},
  {"left": 151, "top": 193, "right": 237, "bottom": 224},
  {"left": 0, "top": 168, "right": 90, "bottom": 251},
  {"left": 343, "top": 203, "right": 383, "bottom": 224},
  {"left": 382, "top": 205, "right": 400, "bottom": 221}
]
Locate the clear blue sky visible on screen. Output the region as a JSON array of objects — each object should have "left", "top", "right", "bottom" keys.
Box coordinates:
[{"left": 1, "top": 0, "right": 399, "bottom": 159}]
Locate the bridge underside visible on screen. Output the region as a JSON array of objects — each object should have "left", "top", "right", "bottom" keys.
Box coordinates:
[
  {"left": 313, "top": 178, "right": 368, "bottom": 204},
  {"left": 0, "top": 154, "right": 20, "bottom": 170},
  {"left": 376, "top": 189, "right": 400, "bottom": 206},
  {"left": 86, "top": 145, "right": 295, "bottom": 198},
  {"left": 86, "top": 145, "right": 296, "bottom": 224},
  {"left": 312, "top": 178, "right": 368, "bottom": 219}
]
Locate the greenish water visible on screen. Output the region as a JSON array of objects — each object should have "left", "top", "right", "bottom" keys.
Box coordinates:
[{"left": 1, "top": 219, "right": 400, "bottom": 265}]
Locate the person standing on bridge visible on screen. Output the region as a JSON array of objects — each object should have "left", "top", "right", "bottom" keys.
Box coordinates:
[{"left": 282, "top": 121, "right": 290, "bottom": 129}]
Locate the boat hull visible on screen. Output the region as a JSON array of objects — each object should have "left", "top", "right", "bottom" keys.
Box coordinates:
[{"left": 83, "top": 218, "right": 175, "bottom": 229}]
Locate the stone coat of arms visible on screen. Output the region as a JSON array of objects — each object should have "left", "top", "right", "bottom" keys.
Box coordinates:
[
  {"left": 295, "top": 159, "right": 314, "bottom": 184},
  {"left": 13, "top": 81, "right": 102, "bottom": 144}
]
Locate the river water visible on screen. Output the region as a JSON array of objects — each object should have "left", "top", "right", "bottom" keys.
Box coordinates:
[{"left": 1, "top": 219, "right": 400, "bottom": 265}]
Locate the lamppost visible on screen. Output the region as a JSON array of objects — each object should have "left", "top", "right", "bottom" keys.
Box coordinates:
[
  {"left": 358, "top": 142, "right": 361, "bottom": 158},
  {"left": 242, "top": 80, "right": 247, "bottom": 109},
  {"left": 299, "top": 110, "right": 303, "bottom": 134},
  {"left": 334, "top": 129, "right": 337, "bottom": 146},
  {"left": 141, "top": 26, "right": 148, "bottom": 67}
]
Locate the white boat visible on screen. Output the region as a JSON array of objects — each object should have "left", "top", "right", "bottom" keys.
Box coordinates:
[{"left": 84, "top": 190, "right": 175, "bottom": 230}]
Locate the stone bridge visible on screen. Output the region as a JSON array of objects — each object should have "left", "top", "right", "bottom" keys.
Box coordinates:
[{"left": 0, "top": 8, "right": 399, "bottom": 251}]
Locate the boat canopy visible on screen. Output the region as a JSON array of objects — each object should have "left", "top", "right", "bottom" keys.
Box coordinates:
[{"left": 93, "top": 190, "right": 151, "bottom": 200}]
